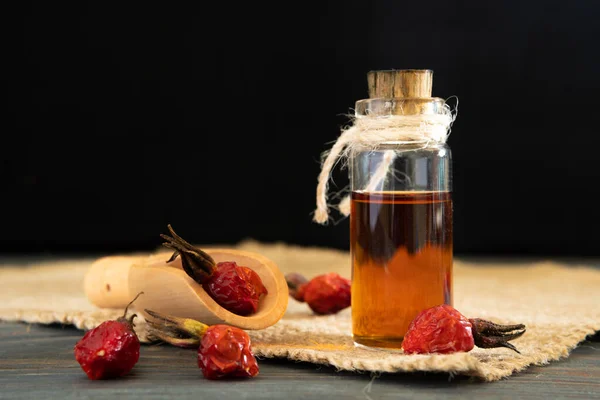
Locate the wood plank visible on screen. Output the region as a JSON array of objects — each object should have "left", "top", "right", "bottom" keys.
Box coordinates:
[{"left": 0, "top": 322, "right": 598, "bottom": 399}]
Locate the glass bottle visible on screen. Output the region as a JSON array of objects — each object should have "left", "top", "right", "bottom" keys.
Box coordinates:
[{"left": 349, "top": 70, "right": 453, "bottom": 349}]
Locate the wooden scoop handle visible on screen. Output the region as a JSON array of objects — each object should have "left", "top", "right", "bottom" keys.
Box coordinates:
[{"left": 83, "top": 255, "right": 143, "bottom": 309}]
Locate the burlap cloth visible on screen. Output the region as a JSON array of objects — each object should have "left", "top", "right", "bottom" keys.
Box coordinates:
[{"left": 1, "top": 240, "right": 599, "bottom": 382}]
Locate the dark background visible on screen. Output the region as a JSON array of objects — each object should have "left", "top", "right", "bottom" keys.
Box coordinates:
[{"left": 3, "top": 1, "right": 600, "bottom": 256}]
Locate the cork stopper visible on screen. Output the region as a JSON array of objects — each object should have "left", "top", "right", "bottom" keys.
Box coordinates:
[
  {"left": 367, "top": 69, "right": 433, "bottom": 99},
  {"left": 356, "top": 69, "right": 441, "bottom": 116}
]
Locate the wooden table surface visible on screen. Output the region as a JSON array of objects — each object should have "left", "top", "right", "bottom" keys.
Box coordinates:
[
  {"left": 0, "top": 322, "right": 598, "bottom": 399},
  {"left": 1, "top": 255, "right": 599, "bottom": 399}
]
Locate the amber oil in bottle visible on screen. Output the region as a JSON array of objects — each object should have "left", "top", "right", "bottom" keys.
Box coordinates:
[{"left": 351, "top": 190, "right": 452, "bottom": 348}]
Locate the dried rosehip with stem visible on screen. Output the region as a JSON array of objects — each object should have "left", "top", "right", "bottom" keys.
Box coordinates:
[
  {"left": 160, "top": 224, "right": 268, "bottom": 316},
  {"left": 74, "top": 292, "right": 144, "bottom": 380},
  {"left": 145, "top": 309, "right": 259, "bottom": 380},
  {"left": 285, "top": 272, "right": 351, "bottom": 315},
  {"left": 401, "top": 304, "right": 526, "bottom": 355}
]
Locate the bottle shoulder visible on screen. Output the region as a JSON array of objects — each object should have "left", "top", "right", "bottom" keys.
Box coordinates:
[{"left": 350, "top": 142, "right": 451, "bottom": 158}]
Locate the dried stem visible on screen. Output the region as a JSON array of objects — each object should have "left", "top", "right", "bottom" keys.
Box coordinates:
[
  {"left": 161, "top": 224, "right": 217, "bottom": 284},
  {"left": 285, "top": 273, "right": 308, "bottom": 302},
  {"left": 469, "top": 318, "right": 526, "bottom": 354},
  {"left": 145, "top": 309, "right": 209, "bottom": 348},
  {"left": 118, "top": 291, "right": 144, "bottom": 326}
]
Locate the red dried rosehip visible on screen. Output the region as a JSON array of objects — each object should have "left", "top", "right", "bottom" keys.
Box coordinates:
[
  {"left": 402, "top": 304, "right": 474, "bottom": 354},
  {"left": 203, "top": 261, "right": 268, "bottom": 316},
  {"left": 198, "top": 324, "right": 259, "bottom": 380},
  {"left": 145, "top": 310, "right": 261, "bottom": 380},
  {"left": 74, "top": 294, "right": 143, "bottom": 379},
  {"left": 74, "top": 320, "right": 140, "bottom": 380},
  {"left": 402, "top": 304, "right": 527, "bottom": 354},
  {"left": 161, "top": 225, "right": 268, "bottom": 316},
  {"left": 286, "top": 272, "right": 351, "bottom": 315}
]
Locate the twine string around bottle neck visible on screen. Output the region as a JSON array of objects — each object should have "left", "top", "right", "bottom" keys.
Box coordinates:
[{"left": 313, "top": 106, "right": 457, "bottom": 224}]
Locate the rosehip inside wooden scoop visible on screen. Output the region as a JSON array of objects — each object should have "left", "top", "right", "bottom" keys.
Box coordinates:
[{"left": 84, "top": 239, "right": 288, "bottom": 330}]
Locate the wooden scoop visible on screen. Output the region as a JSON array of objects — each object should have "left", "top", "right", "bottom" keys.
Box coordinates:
[{"left": 84, "top": 249, "right": 288, "bottom": 330}]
